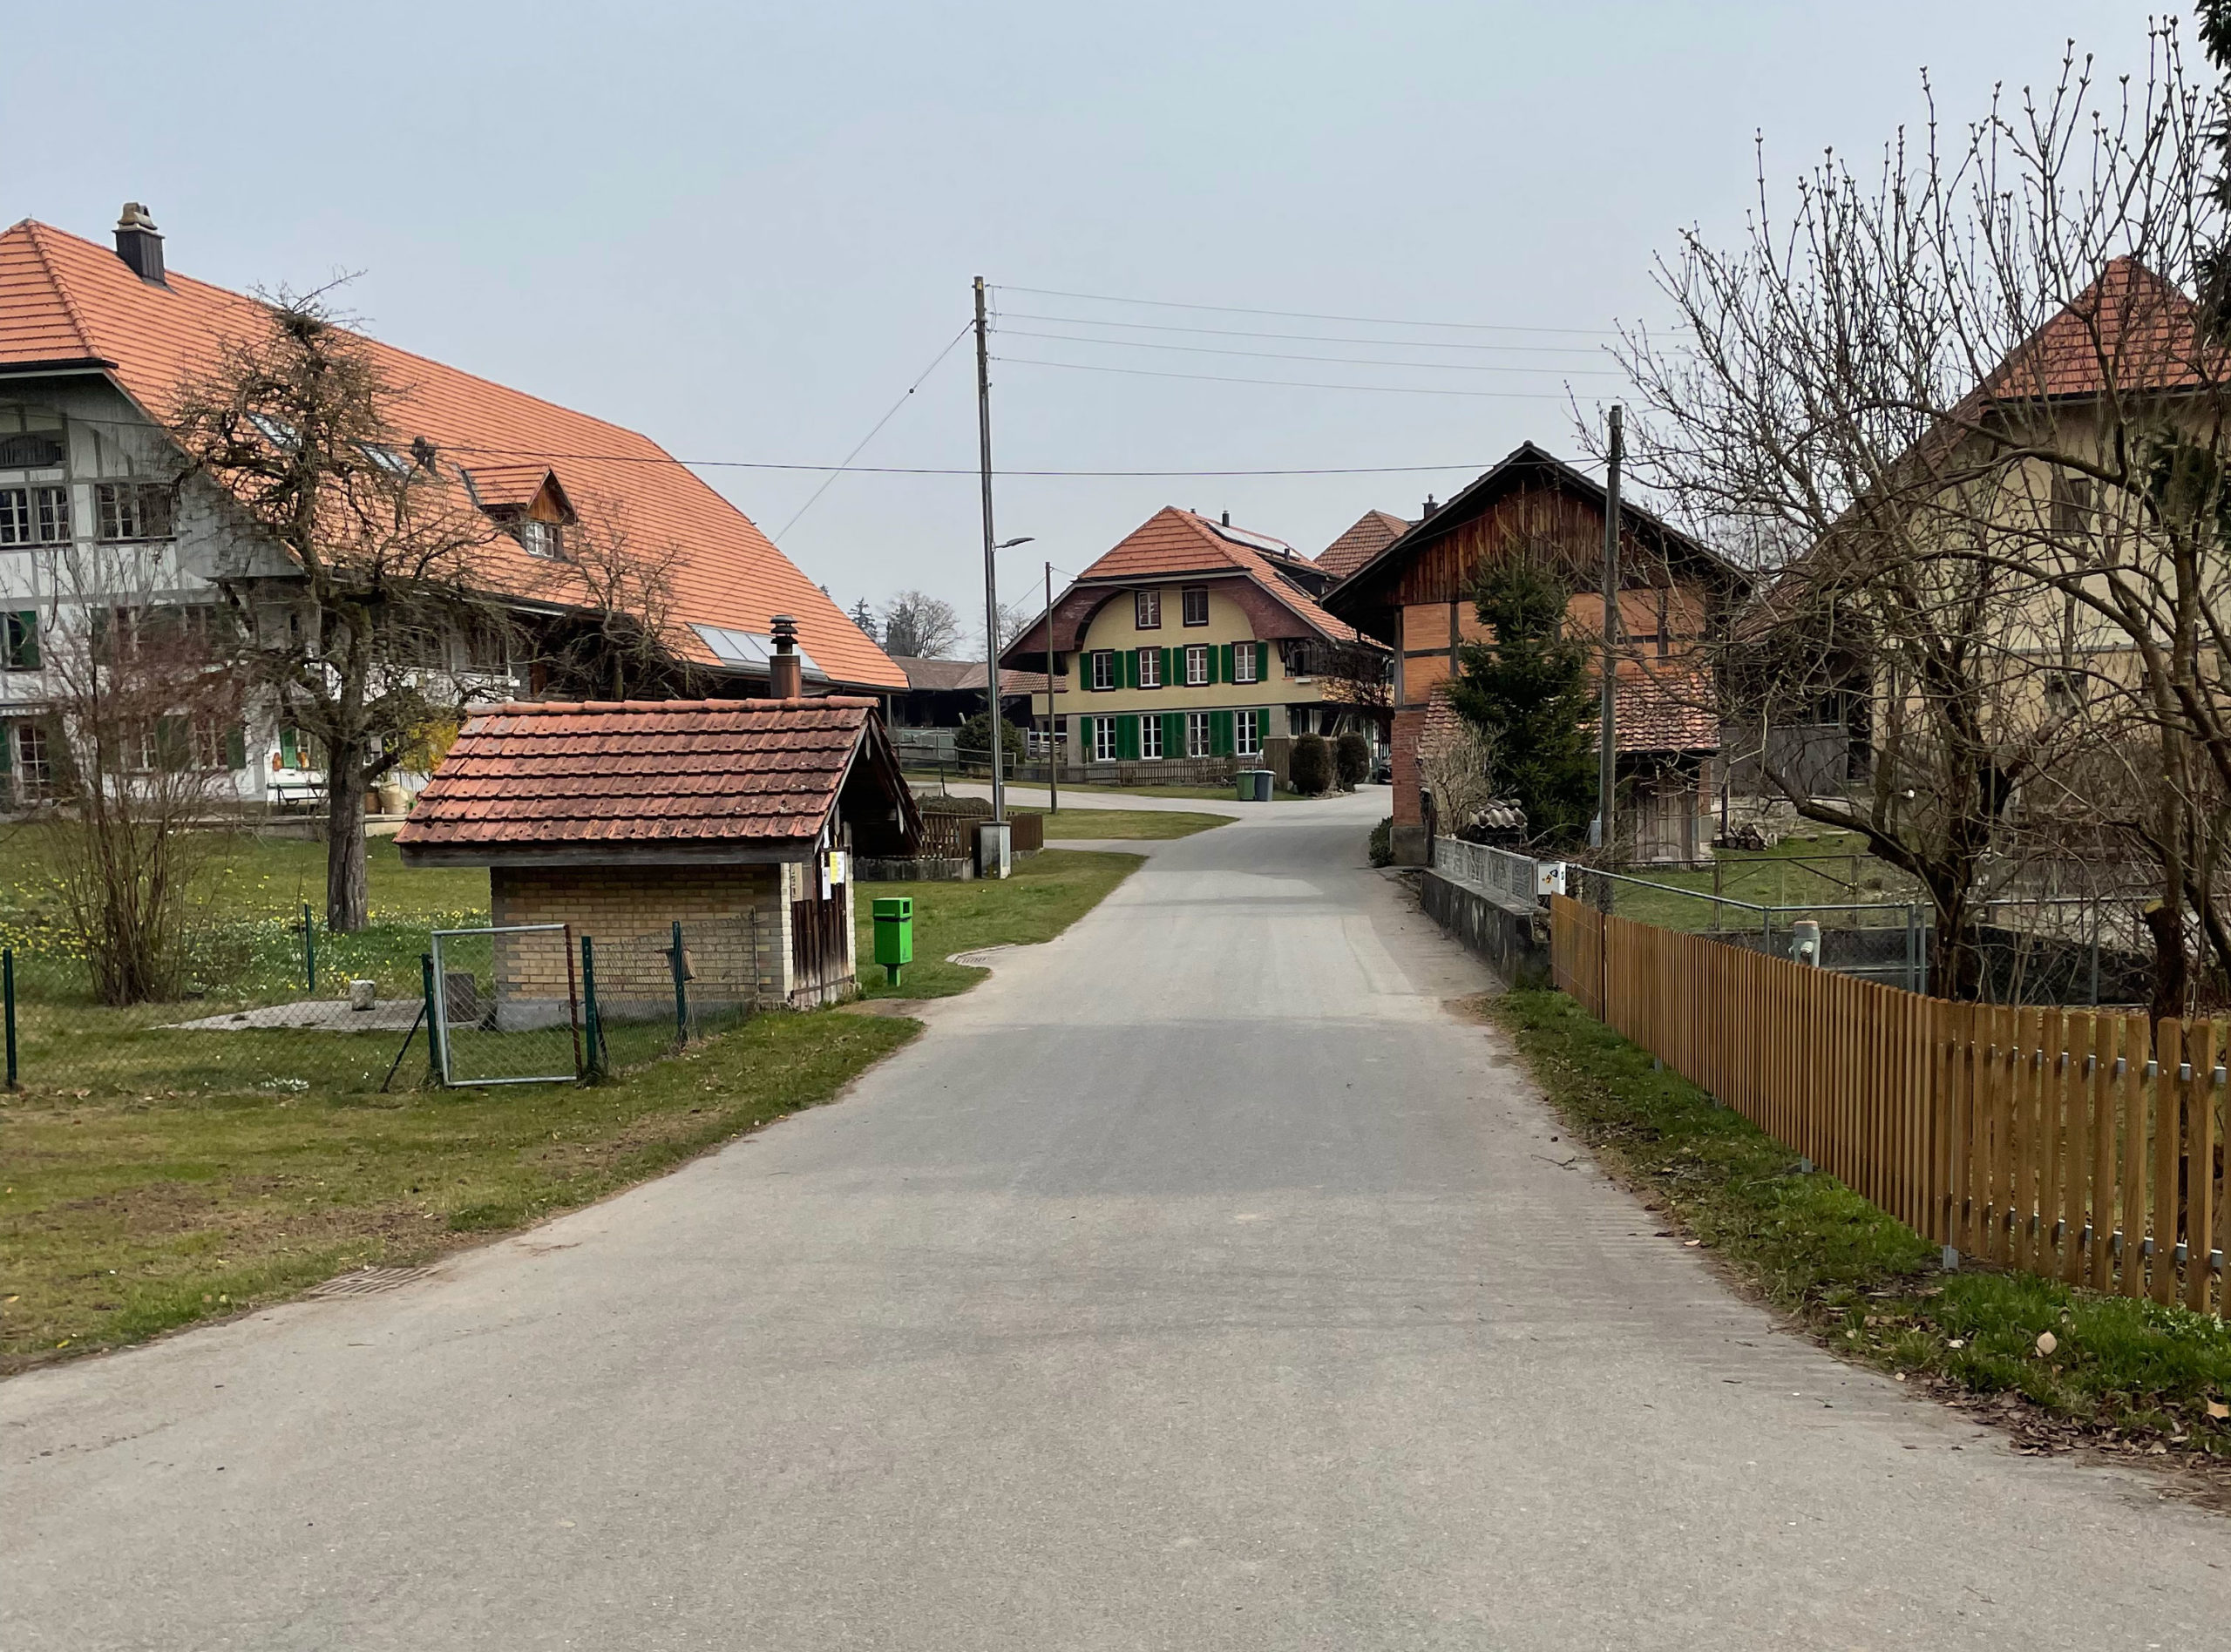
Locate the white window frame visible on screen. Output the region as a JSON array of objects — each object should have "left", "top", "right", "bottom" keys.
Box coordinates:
[
  {"left": 1090, "top": 650, "right": 1117, "bottom": 691},
  {"left": 1186, "top": 710, "right": 1212, "bottom": 758},
  {"left": 1184, "top": 645, "right": 1209, "bottom": 687},
  {"left": 1134, "top": 587, "right": 1161, "bottom": 629},
  {"left": 1182, "top": 586, "right": 1210, "bottom": 626},
  {"left": 516, "top": 519, "right": 563, "bottom": 559},
  {"left": 1231, "top": 643, "right": 1258, "bottom": 684},
  {"left": 1236, "top": 708, "right": 1262, "bottom": 756},
  {"left": 1136, "top": 647, "right": 1161, "bottom": 688},
  {"left": 1092, "top": 717, "right": 1118, "bottom": 762},
  {"left": 1140, "top": 715, "right": 1163, "bottom": 760},
  {"left": 96, "top": 481, "right": 173, "bottom": 543},
  {"left": 0, "top": 485, "right": 71, "bottom": 546}
]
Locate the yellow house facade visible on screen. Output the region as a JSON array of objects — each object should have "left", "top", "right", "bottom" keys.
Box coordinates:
[{"left": 1003, "top": 506, "right": 1390, "bottom": 771}]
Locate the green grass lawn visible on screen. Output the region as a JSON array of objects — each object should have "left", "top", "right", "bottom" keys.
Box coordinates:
[
  {"left": 1597, "top": 830, "right": 1922, "bottom": 932},
  {"left": 1492, "top": 987, "right": 2231, "bottom": 1460},
  {"left": 1022, "top": 807, "right": 1230, "bottom": 841},
  {"left": 854, "top": 847, "right": 1143, "bottom": 999},
  {"left": 1, "top": 832, "right": 1147, "bottom": 1374},
  {"left": 0, "top": 1009, "right": 916, "bottom": 1372}
]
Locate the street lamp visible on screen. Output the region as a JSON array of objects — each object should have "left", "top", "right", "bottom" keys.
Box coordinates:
[{"left": 983, "top": 534, "right": 1034, "bottom": 825}]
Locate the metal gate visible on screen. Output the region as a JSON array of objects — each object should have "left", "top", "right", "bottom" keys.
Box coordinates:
[{"left": 429, "top": 924, "right": 582, "bottom": 1087}]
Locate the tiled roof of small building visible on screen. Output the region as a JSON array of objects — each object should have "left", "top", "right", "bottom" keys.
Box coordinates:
[
  {"left": 891, "top": 656, "right": 1050, "bottom": 695},
  {"left": 1417, "top": 669, "right": 1717, "bottom": 757},
  {"left": 395, "top": 698, "right": 878, "bottom": 851}
]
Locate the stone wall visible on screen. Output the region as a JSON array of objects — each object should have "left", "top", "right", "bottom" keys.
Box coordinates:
[{"left": 1418, "top": 869, "right": 1550, "bottom": 987}]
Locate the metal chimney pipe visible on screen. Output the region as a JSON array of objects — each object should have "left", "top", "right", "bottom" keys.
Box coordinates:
[{"left": 769, "top": 615, "right": 804, "bottom": 699}]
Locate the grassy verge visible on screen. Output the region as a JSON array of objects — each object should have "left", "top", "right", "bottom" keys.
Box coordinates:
[
  {"left": 1025, "top": 808, "right": 1230, "bottom": 841},
  {"left": 1490, "top": 987, "right": 2231, "bottom": 1461},
  {"left": 1, "top": 1010, "right": 918, "bottom": 1372},
  {"left": 854, "top": 847, "right": 1142, "bottom": 999}
]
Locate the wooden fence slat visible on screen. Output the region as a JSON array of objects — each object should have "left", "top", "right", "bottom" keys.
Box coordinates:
[
  {"left": 2185, "top": 1021, "right": 2216, "bottom": 1315},
  {"left": 2040, "top": 1007, "right": 2065, "bottom": 1278},
  {"left": 2088, "top": 1015, "right": 2118, "bottom": 1292},
  {"left": 2120, "top": 1017, "right": 2146, "bottom": 1298},
  {"left": 2153, "top": 1019, "right": 2182, "bottom": 1305}
]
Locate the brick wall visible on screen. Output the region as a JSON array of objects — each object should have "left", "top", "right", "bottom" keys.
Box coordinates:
[
  {"left": 1391, "top": 708, "right": 1426, "bottom": 827},
  {"left": 491, "top": 863, "right": 792, "bottom": 1019}
]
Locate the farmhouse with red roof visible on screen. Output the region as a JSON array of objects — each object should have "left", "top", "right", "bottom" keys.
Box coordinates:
[
  {"left": 999, "top": 505, "right": 1392, "bottom": 782},
  {"left": 0, "top": 203, "right": 900, "bottom": 812}
]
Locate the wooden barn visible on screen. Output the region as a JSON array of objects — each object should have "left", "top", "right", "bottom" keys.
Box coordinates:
[{"left": 1322, "top": 443, "right": 1740, "bottom": 865}]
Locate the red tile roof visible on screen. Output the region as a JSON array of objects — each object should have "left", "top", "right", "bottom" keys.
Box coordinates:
[
  {"left": 1076, "top": 506, "right": 1372, "bottom": 645},
  {"left": 891, "top": 656, "right": 1049, "bottom": 696},
  {"left": 1982, "top": 255, "right": 2219, "bottom": 403},
  {"left": 0, "top": 218, "right": 904, "bottom": 690},
  {"left": 394, "top": 697, "right": 882, "bottom": 853},
  {"left": 1316, "top": 510, "right": 1410, "bottom": 580},
  {"left": 1615, "top": 667, "right": 1719, "bottom": 753}
]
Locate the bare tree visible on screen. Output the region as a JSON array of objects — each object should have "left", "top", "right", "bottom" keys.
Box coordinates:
[
  {"left": 168, "top": 288, "right": 501, "bottom": 932},
  {"left": 980, "top": 599, "right": 1033, "bottom": 658},
  {"left": 1419, "top": 721, "right": 1501, "bottom": 837},
  {"left": 31, "top": 545, "right": 246, "bottom": 1004},
  {"left": 879, "top": 590, "right": 962, "bottom": 658},
  {"left": 1609, "top": 24, "right": 2231, "bottom": 1009},
  {"left": 532, "top": 504, "right": 690, "bottom": 702}
]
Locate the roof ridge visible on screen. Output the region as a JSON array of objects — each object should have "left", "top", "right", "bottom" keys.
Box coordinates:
[{"left": 18, "top": 222, "right": 100, "bottom": 359}]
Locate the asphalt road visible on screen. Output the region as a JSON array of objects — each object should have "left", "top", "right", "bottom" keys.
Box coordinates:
[{"left": 7, "top": 795, "right": 2228, "bottom": 1649}]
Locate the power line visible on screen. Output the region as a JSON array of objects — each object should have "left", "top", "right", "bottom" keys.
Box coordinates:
[
  {"left": 989, "top": 355, "right": 1577, "bottom": 400},
  {"left": 996, "top": 309, "right": 1612, "bottom": 355},
  {"left": 776, "top": 323, "right": 970, "bottom": 537},
  {"left": 996, "top": 327, "right": 1624, "bottom": 376},
  {"left": 435, "top": 441, "right": 1500, "bottom": 477},
  {"left": 994, "top": 283, "right": 1621, "bottom": 337}
]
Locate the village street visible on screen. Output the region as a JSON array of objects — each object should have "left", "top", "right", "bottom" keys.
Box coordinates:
[{"left": 6, "top": 797, "right": 2229, "bottom": 1649}]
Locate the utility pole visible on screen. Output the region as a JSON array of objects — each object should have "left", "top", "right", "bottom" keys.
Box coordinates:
[
  {"left": 1596, "top": 403, "right": 1624, "bottom": 908},
  {"left": 1045, "top": 559, "right": 1060, "bottom": 816},
  {"left": 974, "top": 274, "right": 1006, "bottom": 825}
]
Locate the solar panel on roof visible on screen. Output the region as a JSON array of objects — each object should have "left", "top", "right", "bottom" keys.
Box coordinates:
[{"left": 689, "top": 624, "right": 827, "bottom": 680}]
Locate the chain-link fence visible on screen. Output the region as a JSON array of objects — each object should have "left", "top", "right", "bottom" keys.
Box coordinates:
[{"left": 2, "top": 911, "right": 769, "bottom": 1099}]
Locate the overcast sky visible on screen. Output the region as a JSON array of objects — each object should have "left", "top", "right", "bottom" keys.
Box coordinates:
[{"left": 10, "top": 0, "right": 2160, "bottom": 650}]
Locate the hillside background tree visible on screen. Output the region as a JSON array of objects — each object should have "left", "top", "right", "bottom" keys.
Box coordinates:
[{"left": 878, "top": 590, "right": 962, "bottom": 658}]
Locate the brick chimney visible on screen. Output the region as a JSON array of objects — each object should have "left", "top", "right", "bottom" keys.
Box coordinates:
[
  {"left": 768, "top": 614, "right": 803, "bottom": 699},
  {"left": 114, "top": 202, "right": 166, "bottom": 286}
]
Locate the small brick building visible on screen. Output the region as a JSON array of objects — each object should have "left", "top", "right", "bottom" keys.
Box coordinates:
[{"left": 395, "top": 694, "right": 919, "bottom": 1012}]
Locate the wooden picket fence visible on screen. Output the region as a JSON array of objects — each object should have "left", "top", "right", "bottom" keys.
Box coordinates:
[{"left": 1549, "top": 895, "right": 2228, "bottom": 1314}]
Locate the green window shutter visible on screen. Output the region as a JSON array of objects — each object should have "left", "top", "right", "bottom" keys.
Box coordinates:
[
  {"left": 280, "top": 727, "right": 299, "bottom": 768},
  {"left": 5, "top": 611, "right": 37, "bottom": 669},
  {"left": 153, "top": 715, "right": 188, "bottom": 772},
  {"left": 1122, "top": 649, "right": 1137, "bottom": 689},
  {"left": 0, "top": 723, "right": 12, "bottom": 775},
  {"left": 1210, "top": 709, "right": 1234, "bottom": 757},
  {"left": 224, "top": 724, "right": 248, "bottom": 770},
  {"left": 1162, "top": 647, "right": 1176, "bottom": 687},
  {"left": 1219, "top": 643, "right": 1235, "bottom": 683},
  {"left": 1256, "top": 641, "right": 1269, "bottom": 680},
  {"left": 1163, "top": 711, "right": 1183, "bottom": 756},
  {"left": 1116, "top": 714, "right": 1139, "bottom": 760}
]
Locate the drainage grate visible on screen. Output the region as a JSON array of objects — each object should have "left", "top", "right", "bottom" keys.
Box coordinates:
[{"left": 308, "top": 1266, "right": 430, "bottom": 1299}]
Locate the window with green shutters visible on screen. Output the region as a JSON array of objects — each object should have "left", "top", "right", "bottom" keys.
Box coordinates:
[{"left": 1231, "top": 641, "right": 1264, "bottom": 685}]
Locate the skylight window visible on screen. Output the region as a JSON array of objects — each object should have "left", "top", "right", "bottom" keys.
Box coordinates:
[
  {"left": 248, "top": 412, "right": 299, "bottom": 450},
  {"left": 360, "top": 443, "right": 413, "bottom": 478}
]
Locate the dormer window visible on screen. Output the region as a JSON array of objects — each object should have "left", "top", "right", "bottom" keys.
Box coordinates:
[{"left": 517, "top": 519, "right": 563, "bottom": 559}]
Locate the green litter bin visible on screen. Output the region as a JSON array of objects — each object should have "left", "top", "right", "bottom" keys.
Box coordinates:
[{"left": 871, "top": 897, "right": 913, "bottom": 985}]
